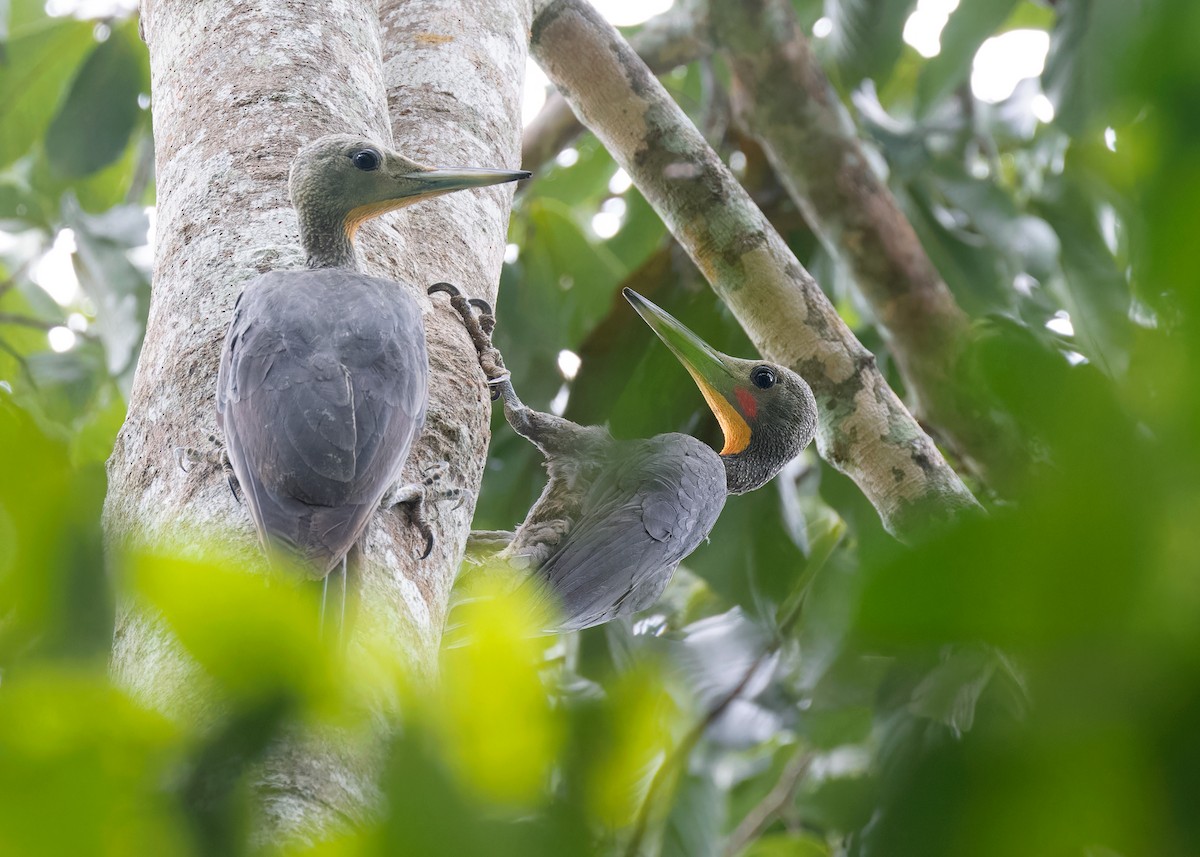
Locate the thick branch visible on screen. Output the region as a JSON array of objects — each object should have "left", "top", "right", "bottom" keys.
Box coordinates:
[
  {"left": 530, "top": 0, "right": 979, "bottom": 539},
  {"left": 709, "top": 0, "right": 1023, "bottom": 492},
  {"left": 375, "top": 0, "right": 531, "bottom": 669},
  {"left": 521, "top": 1, "right": 710, "bottom": 173}
]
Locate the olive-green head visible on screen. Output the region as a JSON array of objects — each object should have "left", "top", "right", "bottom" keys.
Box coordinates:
[{"left": 288, "top": 134, "right": 529, "bottom": 265}]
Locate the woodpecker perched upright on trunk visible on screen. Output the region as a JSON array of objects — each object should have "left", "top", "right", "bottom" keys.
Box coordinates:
[
  {"left": 431, "top": 284, "right": 818, "bottom": 631},
  {"left": 181, "top": 135, "right": 527, "bottom": 631}
]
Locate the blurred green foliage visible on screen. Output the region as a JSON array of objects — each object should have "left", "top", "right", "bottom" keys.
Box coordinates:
[{"left": 3, "top": 0, "right": 1200, "bottom": 854}]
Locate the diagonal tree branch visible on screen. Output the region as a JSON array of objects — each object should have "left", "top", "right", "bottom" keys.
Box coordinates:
[
  {"left": 709, "top": 0, "right": 1024, "bottom": 493},
  {"left": 521, "top": 0, "right": 711, "bottom": 173},
  {"left": 722, "top": 747, "right": 814, "bottom": 856},
  {"left": 529, "top": 0, "right": 979, "bottom": 540}
]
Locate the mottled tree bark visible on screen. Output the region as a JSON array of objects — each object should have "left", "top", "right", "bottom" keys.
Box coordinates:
[
  {"left": 530, "top": 0, "right": 979, "bottom": 538},
  {"left": 374, "top": 0, "right": 531, "bottom": 670},
  {"left": 108, "top": 0, "right": 525, "bottom": 842},
  {"left": 521, "top": 1, "right": 710, "bottom": 173},
  {"left": 709, "top": 0, "right": 1023, "bottom": 492}
]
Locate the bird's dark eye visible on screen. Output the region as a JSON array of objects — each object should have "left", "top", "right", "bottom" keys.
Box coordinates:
[
  {"left": 751, "top": 365, "right": 776, "bottom": 389},
  {"left": 350, "top": 149, "right": 381, "bottom": 171}
]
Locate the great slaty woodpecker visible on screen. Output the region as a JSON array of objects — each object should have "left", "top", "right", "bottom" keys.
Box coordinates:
[{"left": 431, "top": 284, "right": 817, "bottom": 631}]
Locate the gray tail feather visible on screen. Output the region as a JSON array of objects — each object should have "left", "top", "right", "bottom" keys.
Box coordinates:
[{"left": 319, "top": 555, "right": 348, "bottom": 644}]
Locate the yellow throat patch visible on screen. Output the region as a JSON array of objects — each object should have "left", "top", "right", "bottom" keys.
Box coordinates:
[{"left": 685, "top": 368, "right": 752, "bottom": 456}]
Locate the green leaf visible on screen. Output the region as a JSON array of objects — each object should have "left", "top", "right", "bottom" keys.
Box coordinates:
[
  {"left": 906, "top": 645, "right": 1001, "bottom": 735},
  {"left": 1041, "top": 0, "right": 1141, "bottom": 135},
  {"left": 62, "top": 195, "right": 150, "bottom": 382},
  {"left": 7, "top": 0, "right": 49, "bottom": 35},
  {"left": 0, "top": 171, "right": 49, "bottom": 226},
  {"left": 0, "top": 399, "right": 110, "bottom": 662},
  {"left": 824, "top": 0, "right": 918, "bottom": 88},
  {"left": 915, "top": 0, "right": 1020, "bottom": 113},
  {"left": 132, "top": 549, "right": 336, "bottom": 707},
  {"left": 516, "top": 197, "right": 624, "bottom": 343},
  {"left": 45, "top": 22, "right": 147, "bottom": 178},
  {"left": 0, "top": 669, "right": 187, "bottom": 857},
  {"left": 67, "top": 379, "right": 125, "bottom": 466},
  {"left": 0, "top": 17, "right": 95, "bottom": 169},
  {"left": 998, "top": 0, "right": 1055, "bottom": 32},
  {"left": 662, "top": 774, "right": 723, "bottom": 857},
  {"left": 686, "top": 486, "right": 806, "bottom": 619},
  {"left": 605, "top": 188, "right": 666, "bottom": 274},
  {"left": 1036, "top": 170, "right": 1132, "bottom": 376},
  {"left": 897, "top": 183, "right": 1012, "bottom": 316},
  {"left": 740, "top": 833, "right": 829, "bottom": 857},
  {"left": 525, "top": 135, "right": 616, "bottom": 210}
]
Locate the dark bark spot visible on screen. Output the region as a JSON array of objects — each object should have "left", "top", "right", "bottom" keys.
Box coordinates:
[
  {"left": 531, "top": 0, "right": 569, "bottom": 48},
  {"left": 615, "top": 38, "right": 657, "bottom": 97},
  {"left": 796, "top": 352, "right": 866, "bottom": 425},
  {"left": 725, "top": 229, "right": 766, "bottom": 268}
]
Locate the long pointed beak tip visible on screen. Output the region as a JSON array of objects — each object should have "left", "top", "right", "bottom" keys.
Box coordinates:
[{"left": 416, "top": 166, "right": 532, "bottom": 192}]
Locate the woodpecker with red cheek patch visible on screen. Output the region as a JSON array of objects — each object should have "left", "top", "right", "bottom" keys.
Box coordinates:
[{"left": 432, "top": 285, "right": 818, "bottom": 632}]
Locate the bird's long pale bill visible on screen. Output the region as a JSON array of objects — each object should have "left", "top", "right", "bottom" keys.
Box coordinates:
[
  {"left": 409, "top": 166, "right": 532, "bottom": 193},
  {"left": 623, "top": 288, "right": 753, "bottom": 455}
]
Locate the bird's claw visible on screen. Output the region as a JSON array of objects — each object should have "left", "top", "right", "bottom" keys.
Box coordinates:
[
  {"left": 175, "top": 436, "right": 241, "bottom": 503},
  {"left": 417, "top": 523, "right": 435, "bottom": 561},
  {"left": 428, "top": 281, "right": 508, "bottom": 391},
  {"left": 174, "top": 446, "right": 195, "bottom": 474},
  {"left": 486, "top": 369, "right": 511, "bottom": 401},
  {"left": 428, "top": 281, "right": 462, "bottom": 299},
  {"left": 421, "top": 461, "right": 448, "bottom": 483},
  {"left": 386, "top": 461, "right": 467, "bottom": 560}
]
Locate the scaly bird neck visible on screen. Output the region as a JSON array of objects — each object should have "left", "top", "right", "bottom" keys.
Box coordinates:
[
  {"left": 721, "top": 432, "right": 792, "bottom": 495},
  {"left": 297, "top": 206, "right": 358, "bottom": 271}
]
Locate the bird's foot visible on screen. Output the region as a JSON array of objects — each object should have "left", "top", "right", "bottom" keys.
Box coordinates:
[
  {"left": 428, "top": 282, "right": 510, "bottom": 400},
  {"left": 384, "top": 462, "right": 464, "bottom": 560},
  {"left": 174, "top": 434, "right": 241, "bottom": 503}
]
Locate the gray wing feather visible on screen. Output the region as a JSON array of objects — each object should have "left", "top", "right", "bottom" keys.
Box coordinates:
[
  {"left": 217, "top": 269, "right": 427, "bottom": 575},
  {"left": 536, "top": 434, "right": 727, "bottom": 630}
]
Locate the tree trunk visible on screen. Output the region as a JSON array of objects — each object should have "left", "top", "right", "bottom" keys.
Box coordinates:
[
  {"left": 107, "top": 0, "right": 526, "bottom": 841},
  {"left": 529, "top": 0, "right": 979, "bottom": 539}
]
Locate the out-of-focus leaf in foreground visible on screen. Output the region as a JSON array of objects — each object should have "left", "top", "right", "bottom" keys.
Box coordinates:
[
  {"left": 0, "top": 670, "right": 189, "bottom": 857},
  {"left": 435, "top": 572, "right": 563, "bottom": 806}
]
